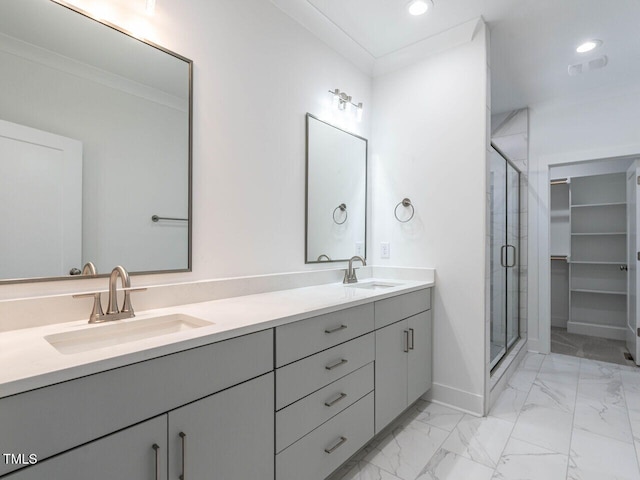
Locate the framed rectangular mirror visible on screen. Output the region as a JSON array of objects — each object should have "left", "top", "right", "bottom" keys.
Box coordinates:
[
  {"left": 0, "top": 0, "right": 192, "bottom": 283},
  {"left": 305, "top": 113, "right": 367, "bottom": 263}
]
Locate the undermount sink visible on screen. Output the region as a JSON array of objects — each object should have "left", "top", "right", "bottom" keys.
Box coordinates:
[
  {"left": 45, "top": 314, "right": 213, "bottom": 355},
  {"left": 346, "top": 281, "right": 403, "bottom": 290}
]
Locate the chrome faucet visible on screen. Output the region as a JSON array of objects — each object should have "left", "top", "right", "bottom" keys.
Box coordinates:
[
  {"left": 73, "top": 265, "right": 145, "bottom": 324},
  {"left": 343, "top": 256, "right": 366, "bottom": 284},
  {"left": 106, "top": 266, "right": 133, "bottom": 316}
]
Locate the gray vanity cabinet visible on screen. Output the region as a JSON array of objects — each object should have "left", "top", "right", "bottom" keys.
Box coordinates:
[
  {"left": 168, "top": 372, "right": 274, "bottom": 480},
  {"left": 0, "top": 330, "right": 274, "bottom": 479},
  {"left": 374, "top": 318, "right": 409, "bottom": 431},
  {"left": 5, "top": 415, "right": 167, "bottom": 480},
  {"left": 407, "top": 311, "right": 433, "bottom": 404},
  {"left": 375, "top": 309, "right": 432, "bottom": 433}
]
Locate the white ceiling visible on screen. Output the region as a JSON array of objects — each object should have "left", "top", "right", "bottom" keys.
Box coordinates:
[
  {"left": 273, "top": 0, "right": 640, "bottom": 114},
  {"left": 305, "top": 0, "right": 513, "bottom": 58}
]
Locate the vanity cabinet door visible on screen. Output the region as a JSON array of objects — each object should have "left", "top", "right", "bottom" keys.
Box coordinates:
[
  {"left": 168, "top": 372, "right": 274, "bottom": 480},
  {"left": 375, "top": 311, "right": 433, "bottom": 434},
  {"left": 374, "top": 319, "right": 409, "bottom": 432},
  {"left": 5, "top": 415, "right": 167, "bottom": 480},
  {"left": 407, "top": 310, "right": 433, "bottom": 405}
]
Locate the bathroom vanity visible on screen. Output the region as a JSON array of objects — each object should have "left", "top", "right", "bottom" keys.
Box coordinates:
[{"left": 0, "top": 280, "right": 433, "bottom": 480}]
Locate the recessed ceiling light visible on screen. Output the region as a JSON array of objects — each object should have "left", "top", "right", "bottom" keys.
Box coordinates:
[
  {"left": 576, "top": 39, "right": 602, "bottom": 53},
  {"left": 408, "top": 0, "right": 432, "bottom": 16}
]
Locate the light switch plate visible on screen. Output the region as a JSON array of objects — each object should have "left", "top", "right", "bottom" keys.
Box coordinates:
[
  {"left": 380, "top": 242, "right": 390, "bottom": 259},
  {"left": 355, "top": 242, "right": 364, "bottom": 256}
]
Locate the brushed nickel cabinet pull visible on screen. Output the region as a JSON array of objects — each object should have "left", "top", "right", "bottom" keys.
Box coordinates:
[
  {"left": 409, "top": 328, "right": 415, "bottom": 350},
  {"left": 324, "top": 436, "right": 347, "bottom": 454},
  {"left": 179, "top": 432, "right": 186, "bottom": 480},
  {"left": 324, "top": 392, "right": 347, "bottom": 407},
  {"left": 325, "top": 324, "right": 348, "bottom": 334},
  {"left": 152, "top": 444, "right": 160, "bottom": 480},
  {"left": 403, "top": 330, "right": 409, "bottom": 353},
  {"left": 325, "top": 358, "right": 348, "bottom": 370}
]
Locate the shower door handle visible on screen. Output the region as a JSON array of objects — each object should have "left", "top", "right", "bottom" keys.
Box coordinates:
[
  {"left": 506, "top": 245, "right": 516, "bottom": 268},
  {"left": 500, "top": 245, "right": 507, "bottom": 267}
]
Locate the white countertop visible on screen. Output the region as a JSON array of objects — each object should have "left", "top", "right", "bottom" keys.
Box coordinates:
[{"left": 0, "top": 278, "right": 433, "bottom": 398}]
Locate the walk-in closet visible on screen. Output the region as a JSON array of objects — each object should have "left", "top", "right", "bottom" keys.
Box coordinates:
[{"left": 550, "top": 159, "right": 638, "bottom": 365}]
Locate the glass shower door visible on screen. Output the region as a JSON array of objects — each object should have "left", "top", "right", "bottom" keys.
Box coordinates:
[
  {"left": 490, "top": 151, "right": 507, "bottom": 369},
  {"left": 490, "top": 147, "right": 520, "bottom": 370},
  {"left": 506, "top": 162, "right": 520, "bottom": 350}
]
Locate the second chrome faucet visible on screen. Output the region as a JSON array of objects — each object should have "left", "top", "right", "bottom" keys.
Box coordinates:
[{"left": 343, "top": 255, "right": 366, "bottom": 284}]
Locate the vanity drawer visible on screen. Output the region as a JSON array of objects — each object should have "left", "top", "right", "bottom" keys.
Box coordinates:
[
  {"left": 375, "top": 288, "right": 431, "bottom": 329},
  {"left": 276, "top": 391, "right": 374, "bottom": 480},
  {"left": 276, "top": 362, "right": 373, "bottom": 453},
  {"left": 275, "top": 303, "right": 374, "bottom": 367},
  {"left": 276, "top": 333, "right": 374, "bottom": 410},
  {"left": 0, "top": 329, "right": 273, "bottom": 476}
]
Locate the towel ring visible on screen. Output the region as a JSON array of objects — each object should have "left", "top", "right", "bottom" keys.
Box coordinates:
[
  {"left": 394, "top": 198, "right": 415, "bottom": 223},
  {"left": 317, "top": 254, "right": 331, "bottom": 261},
  {"left": 333, "top": 203, "right": 348, "bottom": 225}
]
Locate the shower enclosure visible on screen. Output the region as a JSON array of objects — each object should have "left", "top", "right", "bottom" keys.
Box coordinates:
[{"left": 490, "top": 146, "right": 521, "bottom": 370}]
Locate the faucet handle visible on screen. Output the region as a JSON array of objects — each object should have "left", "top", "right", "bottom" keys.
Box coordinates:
[
  {"left": 120, "top": 287, "right": 147, "bottom": 315},
  {"left": 73, "top": 292, "right": 105, "bottom": 323}
]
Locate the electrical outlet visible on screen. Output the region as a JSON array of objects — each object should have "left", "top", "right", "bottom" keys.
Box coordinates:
[
  {"left": 355, "top": 242, "right": 364, "bottom": 256},
  {"left": 380, "top": 242, "right": 390, "bottom": 259}
]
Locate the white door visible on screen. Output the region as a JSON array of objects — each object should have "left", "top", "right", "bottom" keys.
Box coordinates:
[
  {"left": 0, "top": 119, "right": 82, "bottom": 279},
  {"left": 627, "top": 162, "right": 640, "bottom": 364}
]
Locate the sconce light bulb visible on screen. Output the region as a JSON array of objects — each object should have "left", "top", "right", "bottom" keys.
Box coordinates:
[
  {"left": 145, "top": 0, "right": 156, "bottom": 16},
  {"left": 356, "top": 103, "right": 363, "bottom": 122}
]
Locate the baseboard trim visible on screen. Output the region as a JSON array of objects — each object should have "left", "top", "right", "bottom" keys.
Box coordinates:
[
  {"left": 567, "top": 321, "right": 626, "bottom": 341},
  {"left": 551, "top": 316, "right": 568, "bottom": 329},
  {"left": 423, "top": 383, "right": 484, "bottom": 416}
]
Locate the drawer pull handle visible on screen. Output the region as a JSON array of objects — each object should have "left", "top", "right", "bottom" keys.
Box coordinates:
[
  {"left": 325, "top": 358, "right": 348, "bottom": 370},
  {"left": 325, "top": 324, "right": 348, "bottom": 334},
  {"left": 409, "top": 328, "right": 415, "bottom": 350},
  {"left": 179, "top": 432, "right": 186, "bottom": 480},
  {"left": 325, "top": 436, "right": 348, "bottom": 454},
  {"left": 152, "top": 444, "right": 160, "bottom": 480},
  {"left": 324, "top": 392, "right": 348, "bottom": 407},
  {"left": 404, "top": 330, "right": 409, "bottom": 353}
]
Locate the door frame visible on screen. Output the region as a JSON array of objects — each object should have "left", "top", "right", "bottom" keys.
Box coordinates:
[{"left": 532, "top": 148, "right": 640, "bottom": 354}]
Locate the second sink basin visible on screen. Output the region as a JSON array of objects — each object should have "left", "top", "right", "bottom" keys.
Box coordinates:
[{"left": 45, "top": 314, "right": 213, "bottom": 355}]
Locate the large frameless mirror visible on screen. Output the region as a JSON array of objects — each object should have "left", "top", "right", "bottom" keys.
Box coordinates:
[
  {"left": 305, "top": 114, "right": 367, "bottom": 263},
  {"left": 0, "top": 0, "right": 192, "bottom": 283}
]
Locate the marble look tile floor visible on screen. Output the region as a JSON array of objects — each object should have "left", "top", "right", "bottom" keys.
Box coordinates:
[{"left": 331, "top": 353, "right": 640, "bottom": 480}]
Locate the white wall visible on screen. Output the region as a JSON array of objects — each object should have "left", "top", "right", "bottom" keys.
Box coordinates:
[
  {"left": 370, "top": 23, "right": 488, "bottom": 413},
  {"left": 0, "top": 0, "right": 372, "bottom": 299},
  {"left": 528, "top": 84, "right": 640, "bottom": 352}
]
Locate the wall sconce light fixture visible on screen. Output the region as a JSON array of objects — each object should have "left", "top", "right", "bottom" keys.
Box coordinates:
[{"left": 329, "top": 89, "right": 363, "bottom": 122}]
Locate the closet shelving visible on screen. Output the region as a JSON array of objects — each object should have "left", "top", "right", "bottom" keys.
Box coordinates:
[{"left": 566, "top": 173, "right": 628, "bottom": 339}]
